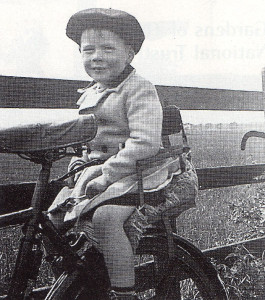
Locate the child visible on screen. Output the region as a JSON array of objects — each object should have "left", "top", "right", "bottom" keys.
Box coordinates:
[{"left": 48, "top": 8, "right": 197, "bottom": 300}]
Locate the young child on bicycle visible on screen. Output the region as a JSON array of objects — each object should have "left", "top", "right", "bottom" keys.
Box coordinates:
[{"left": 48, "top": 8, "right": 198, "bottom": 300}]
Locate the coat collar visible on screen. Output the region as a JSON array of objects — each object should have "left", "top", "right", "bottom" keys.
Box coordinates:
[
  {"left": 77, "top": 65, "right": 135, "bottom": 94},
  {"left": 107, "top": 64, "right": 135, "bottom": 88},
  {"left": 77, "top": 65, "right": 135, "bottom": 111}
]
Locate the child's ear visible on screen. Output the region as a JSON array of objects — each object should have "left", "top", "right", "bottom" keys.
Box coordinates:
[{"left": 127, "top": 47, "right": 135, "bottom": 64}]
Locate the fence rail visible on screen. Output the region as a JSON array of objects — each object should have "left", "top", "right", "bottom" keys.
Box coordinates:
[
  {"left": 1, "top": 163, "right": 265, "bottom": 217},
  {"left": 0, "top": 74, "right": 263, "bottom": 110}
]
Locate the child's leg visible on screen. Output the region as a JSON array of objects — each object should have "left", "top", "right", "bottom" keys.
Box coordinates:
[{"left": 92, "top": 205, "right": 136, "bottom": 288}]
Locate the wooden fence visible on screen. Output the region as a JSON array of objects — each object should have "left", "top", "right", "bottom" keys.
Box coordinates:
[{"left": 0, "top": 73, "right": 265, "bottom": 258}]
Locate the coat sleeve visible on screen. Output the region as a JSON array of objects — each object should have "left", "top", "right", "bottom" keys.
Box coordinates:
[{"left": 99, "top": 81, "right": 163, "bottom": 185}]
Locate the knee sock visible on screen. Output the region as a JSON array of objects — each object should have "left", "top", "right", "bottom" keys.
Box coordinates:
[{"left": 109, "top": 286, "right": 137, "bottom": 299}]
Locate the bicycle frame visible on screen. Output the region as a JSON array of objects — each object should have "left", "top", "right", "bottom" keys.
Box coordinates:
[
  {"left": 7, "top": 159, "right": 52, "bottom": 299},
  {"left": 1, "top": 147, "right": 103, "bottom": 300}
]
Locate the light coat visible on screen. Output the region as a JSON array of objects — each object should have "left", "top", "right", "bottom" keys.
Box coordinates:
[
  {"left": 70, "top": 67, "right": 163, "bottom": 184},
  {"left": 48, "top": 67, "right": 185, "bottom": 221}
]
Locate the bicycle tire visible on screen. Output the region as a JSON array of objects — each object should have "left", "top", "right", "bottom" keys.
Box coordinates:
[
  {"left": 44, "top": 235, "right": 228, "bottom": 300},
  {"left": 135, "top": 234, "right": 228, "bottom": 299}
]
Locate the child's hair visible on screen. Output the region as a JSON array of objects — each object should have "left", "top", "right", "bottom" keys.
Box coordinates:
[{"left": 66, "top": 8, "right": 145, "bottom": 54}]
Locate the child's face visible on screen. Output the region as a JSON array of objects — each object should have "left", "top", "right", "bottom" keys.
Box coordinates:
[{"left": 80, "top": 29, "right": 133, "bottom": 86}]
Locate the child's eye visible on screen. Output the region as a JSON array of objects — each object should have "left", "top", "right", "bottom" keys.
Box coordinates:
[
  {"left": 104, "top": 46, "right": 114, "bottom": 52},
  {"left": 82, "top": 48, "right": 94, "bottom": 53}
]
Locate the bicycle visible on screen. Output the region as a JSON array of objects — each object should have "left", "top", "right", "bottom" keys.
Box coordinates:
[{"left": 0, "top": 106, "right": 228, "bottom": 299}]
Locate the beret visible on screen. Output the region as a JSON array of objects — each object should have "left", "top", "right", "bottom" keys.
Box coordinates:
[{"left": 66, "top": 8, "right": 145, "bottom": 54}]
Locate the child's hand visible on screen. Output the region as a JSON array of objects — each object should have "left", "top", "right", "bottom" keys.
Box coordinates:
[
  {"left": 85, "top": 176, "right": 109, "bottom": 198},
  {"left": 66, "top": 171, "right": 82, "bottom": 188}
]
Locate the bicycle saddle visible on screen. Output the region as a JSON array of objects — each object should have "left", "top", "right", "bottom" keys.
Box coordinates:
[{"left": 0, "top": 114, "right": 97, "bottom": 153}]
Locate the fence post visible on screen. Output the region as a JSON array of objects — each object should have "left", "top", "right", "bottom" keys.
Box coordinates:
[{"left": 262, "top": 67, "right": 265, "bottom": 100}]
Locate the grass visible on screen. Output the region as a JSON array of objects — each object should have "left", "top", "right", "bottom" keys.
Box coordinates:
[
  {"left": 214, "top": 245, "right": 265, "bottom": 299},
  {"left": 177, "top": 183, "right": 265, "bottom": 250},
  {"left": 1, "top": 126, "right": 265, "bottom": 298}
]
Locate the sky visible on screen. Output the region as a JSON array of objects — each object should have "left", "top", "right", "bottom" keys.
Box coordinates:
[
  {"left": 1, "top": 0, "right": 265, "bottom": 91},
  {"left": 0, "top": 108, "right": 264, "bottom": 126},
  {"left": 1, "top": 0, "right": 265, "bottom": 124}
]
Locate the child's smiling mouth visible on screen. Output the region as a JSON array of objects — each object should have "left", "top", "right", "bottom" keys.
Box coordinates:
[
  {"left": 92, "top": 66, "right": 106, "bottom": 70},
  {"left": 91, "top": 67, "right": 107, "bottom": 74}
]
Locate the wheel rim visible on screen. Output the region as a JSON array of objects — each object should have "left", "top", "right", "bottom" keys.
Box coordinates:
[{"left": 134, "top": 236, "right": 228, "bottom": 300}]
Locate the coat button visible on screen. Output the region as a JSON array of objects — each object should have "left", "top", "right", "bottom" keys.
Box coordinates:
[{"left": 101, "top": 145, "right": 108, "bottom": 153}]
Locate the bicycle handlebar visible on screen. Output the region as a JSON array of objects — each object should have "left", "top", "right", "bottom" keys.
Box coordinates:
[{"left": 241, "top": 130, "right": 265, "bottom": 150}]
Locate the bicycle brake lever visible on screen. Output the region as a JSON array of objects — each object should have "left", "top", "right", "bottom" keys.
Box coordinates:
[{"left": 50, "top": 159, "right": 105, "bottom": 184}]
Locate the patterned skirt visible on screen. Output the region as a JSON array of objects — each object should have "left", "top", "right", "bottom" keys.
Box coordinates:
[
  {"left": 124, "top": 159, "right": 198, "bottom": 251},
  {"left": 69, "top": 159, "right": 198, "bottom": 253}
]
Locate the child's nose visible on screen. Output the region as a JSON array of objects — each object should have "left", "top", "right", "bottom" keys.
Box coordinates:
[{"left": 91, "top": 49, "right": 103, "bottom": 61}]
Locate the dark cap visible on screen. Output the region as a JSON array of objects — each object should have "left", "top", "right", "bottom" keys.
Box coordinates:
[{"left": 66, "top": 8, "right": 145, "bottom": 54}]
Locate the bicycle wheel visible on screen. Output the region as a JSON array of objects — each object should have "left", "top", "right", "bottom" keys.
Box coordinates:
[
  {"left": 45, "top": 235, "right": 227, "bottom": 300},
  {"left": 135, "top": 234, "right": 228, "bottom": 300}
]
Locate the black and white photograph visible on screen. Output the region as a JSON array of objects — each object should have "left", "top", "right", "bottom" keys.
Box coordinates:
[{"left": 0, "top": 1, "right": 265, "bottom": 299}]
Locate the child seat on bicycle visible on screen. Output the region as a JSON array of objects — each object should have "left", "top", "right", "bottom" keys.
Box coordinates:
[{"left": 47, "top": 8, "right": 198, "bottom": 300}]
